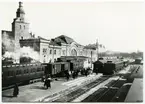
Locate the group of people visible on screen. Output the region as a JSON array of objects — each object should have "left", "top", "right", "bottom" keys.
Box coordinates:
[
  {"left": 64, "top": 67, "right": 92, "bottom": 81},
  {"left": 81, "top": 67, "right": 91, "bottom": 76},
  {"left": 12, "top": 68, "right": 91, "bottom": 97},
  {"left": 72, "top": 70, "right": 79, "bottom": 79},
  {"left": 12, "top": 78, "right": 52, "bottom": 98}
]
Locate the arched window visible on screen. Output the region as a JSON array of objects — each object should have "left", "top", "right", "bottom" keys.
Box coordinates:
[{"left": 71, "top": 49, "right": 77, "bottom": 56}]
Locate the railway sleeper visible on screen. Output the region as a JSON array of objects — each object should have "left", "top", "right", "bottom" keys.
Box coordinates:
[
  {"left": 82, "top": 78, "right": 125, "bottom": 102},
  {"left": 52, "top": 76, "right": 110, "bottom": 102},
  {"left": 97, "top": 88, "right": 118, "bottom": 102}
]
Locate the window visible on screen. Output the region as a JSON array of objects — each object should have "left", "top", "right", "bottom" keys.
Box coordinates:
[
  {"left": 19, "top": 70, "right": 22, "bottom": 74},
  {"left": 43, "top": 48, "right": 47, "bottom": 54},
  {"left": 33, "top": 68, "right": 36, "bottom": 72},
  {"left": 16, "top": 70, "right": 19, "bottom": 75},
  {"left": 63, "top": 50, "right": 65, "bottom": 55},
  {"left": 20, "top": 25, "right": 21, "bottom": 29},
  {"left": 80, "top": 51, "right": 83, "bottom": 56},
  {"left": 24, "top": 69, "right": 26, "bottom": 74},
  {"left": 24, "top": 25, "right": 25, "bottom": 29},
  {"left": 54, "top": 50, "right": 56, "bottom": 54},
  {"left": 7, "top": 71, "right": 10, "bottom": 76},
  {"left": 50, "top": 50, "right": 52, "bottom": 54},
  {"left": 59, "top": 50, "right": 61, "bottom": 55},
  {"left": 26, "top": 69, "right": 29, "bottom": 73}
]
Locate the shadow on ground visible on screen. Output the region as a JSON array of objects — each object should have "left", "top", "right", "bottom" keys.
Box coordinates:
[
  {"left": 30, "top": 86, "right": 47, "bottom": 90},
  {"left": 2, "top": 95, "right": 14, "bottom": 98}
]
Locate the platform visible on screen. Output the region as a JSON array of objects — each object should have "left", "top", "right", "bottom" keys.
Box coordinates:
[
  {"left": 2, "top": 74, "right": 102, "bottom": 102},
  {"left": 125, "top": 78, "right": 143, "bottom": 102}
]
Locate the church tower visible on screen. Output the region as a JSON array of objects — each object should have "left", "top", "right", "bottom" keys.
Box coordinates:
[{"left": 12, "top": 2, "right": 31, "bottom": 62}]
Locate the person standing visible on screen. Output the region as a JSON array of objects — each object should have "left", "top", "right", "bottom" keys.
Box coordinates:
[
  {"left": 47, "top": 78, "right": 51, "bottom": 88},
  {"left": 13, "top": 83, "right": 19, "bottom": 97},
  {"left": 85, "top": 69, "right": 88, "bottom": 77},
  {"left": 66, "top": 70, "right": 70, "bottom": 81},
  {"left": 72, "top": 71, "right": 75, "bottom": 79},
  {"left": 45, "top": 78, "right": 51, "bottom": 89}
]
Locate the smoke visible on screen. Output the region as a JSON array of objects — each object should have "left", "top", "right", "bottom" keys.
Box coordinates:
[
  {"left": 2, "top": 32, "right": 14, "bottom": 52},
  {"left": 20, "top": 46, "right": 39, "bottom": 61},
  {"left": 2, "top": 32, "right": 40, "bottom": 63},
  {"left": 2, "top": 46, "right": 40, "bottom": 63},
  {"left": 2, "top": 51, "right": 15, "bottom": 59}
]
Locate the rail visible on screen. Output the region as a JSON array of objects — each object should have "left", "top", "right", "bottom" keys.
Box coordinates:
[
  {"left": 45, "top": 76, "right": 111, "bottom": 102},
  {"left": 81, "top": 65, "right": 140, "bottom": 102}
]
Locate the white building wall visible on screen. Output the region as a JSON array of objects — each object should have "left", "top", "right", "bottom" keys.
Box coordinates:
[{"left": 40, "top": 42, "right": 49, "bottom": 63}]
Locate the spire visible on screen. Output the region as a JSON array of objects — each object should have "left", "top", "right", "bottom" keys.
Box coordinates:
[
  {"left": 16, "top": 1, "right": 25, "bottom": 18},
  {"left": 19, "top": 1, "right": 23, "bottom": 7}
]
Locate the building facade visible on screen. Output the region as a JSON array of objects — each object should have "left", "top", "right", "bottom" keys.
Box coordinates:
[
  {"left": 2, "top": 2, "right": 98, "bottom": 68},
  {"left": 2, "top": 2, "right": 34, "bottom": 63}
]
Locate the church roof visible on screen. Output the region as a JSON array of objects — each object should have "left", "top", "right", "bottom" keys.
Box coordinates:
[{"left": 16, "top": 2, "right": 25, "bottom": 14}]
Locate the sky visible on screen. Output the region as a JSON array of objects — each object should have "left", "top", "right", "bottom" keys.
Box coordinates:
[{"left": 0, "top": 0, "right": 144, "bottom": 53}]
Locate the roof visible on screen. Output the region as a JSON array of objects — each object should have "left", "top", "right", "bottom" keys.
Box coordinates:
[
  {"left": 20, "top": 38, "right": 40, "bottom": 42},
  {"left": 54, "top": 35, "right": 75, "bottom": 44},
  {"left": 59, "top": 56, "right": 89, "bottom": 61},
  {"left": 51, "top": 35, "right": 84, "bottom": 47},
  {"left": 84, "top": 44, "right": 97, "bottom": 50},
  {"left": 2, "top": 30, "right": 12, "bottom": 35},
  {"left": 105, "top": 59, "right": 124, "bottom": 64},
  {"left": 49, "top": 39, "right": 61, "bottom": 46},
  {"left": 38, "top": 36, "right": 50, "bottom": 41},
  {"left": 94, "top": 60, "right": 107, "bottom": 64},
  {"left": 2, "top": 30, "right": 13, "bottom": 39},
  {"left": 2, "top": 30, "right": 12, "bottom": 34},
  {"left": 17, "top": 2, "right": 25, "bottom": 14}
]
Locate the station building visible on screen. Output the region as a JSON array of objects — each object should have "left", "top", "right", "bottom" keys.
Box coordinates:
[{"left": 2, "top": 2, "right": 98, "bottom": 67}]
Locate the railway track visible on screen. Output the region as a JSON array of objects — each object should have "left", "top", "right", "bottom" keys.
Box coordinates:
[
  {"left": 43, "top": 76, "right": 110, "bottom": 102},
  {"left": 82, "top": 77, "right": 126, "bottom": 102},
  {"left": 82, "top": 65, "right": 140, "bottom": 102}
]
